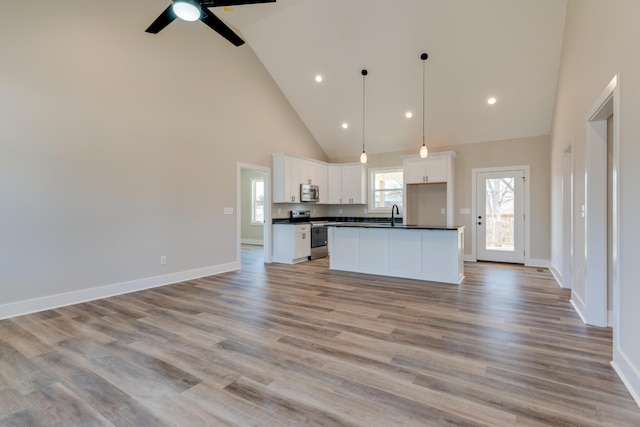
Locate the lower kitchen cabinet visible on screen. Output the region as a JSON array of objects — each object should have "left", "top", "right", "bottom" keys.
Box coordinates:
[{"left": 272, "top": 223, "right": 311, "bottom": 264}]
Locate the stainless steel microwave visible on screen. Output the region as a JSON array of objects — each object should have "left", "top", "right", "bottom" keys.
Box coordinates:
[{"left": 300, "top": 184, "right": 319, "bottom": 202}]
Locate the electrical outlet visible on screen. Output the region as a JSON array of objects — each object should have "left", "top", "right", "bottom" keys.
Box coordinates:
[
  {"left": 160, "top": 256, "right": 167, "bottom": 265},
  {"left": 338, "top": 208, "right": 343, "bottom": 214},
  {"left": 441, "top": 208, "right": 446, "bottom": 215},
  {"left": 278, "top": 208, "right": 282, "bottom": 215}
]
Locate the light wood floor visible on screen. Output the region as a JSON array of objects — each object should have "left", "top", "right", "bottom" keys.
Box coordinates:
[{"left": 1, "top": 246, "right": 639, "bottom": 426}]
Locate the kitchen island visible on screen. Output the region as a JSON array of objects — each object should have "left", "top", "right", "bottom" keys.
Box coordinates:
[{"left": 328, "top": 224, "right": 464, "bottom": 284}]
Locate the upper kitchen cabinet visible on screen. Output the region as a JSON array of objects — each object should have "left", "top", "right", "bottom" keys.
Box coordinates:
[
  {"left": 273, "top": 153, "right": 302, "bottom": 203},
  {"left": 403, "top": 152, "right": 455, "bottom": 184},
  {"left": 300, "top": 159, "right": 328, "bottom": 204},
  {"left": 328, "top": 163, "right": 367, "bottom": 204},
  {"left": 402, "top": 151, "right": 457, "bottom": 226}
]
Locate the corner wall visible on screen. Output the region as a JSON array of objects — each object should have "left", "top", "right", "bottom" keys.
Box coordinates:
[
  {"left": 0, "top": 1, "right": 326, "bottom": 317},
  {"left": 550, "top": 0, "right": 640, "bottom": 405}
]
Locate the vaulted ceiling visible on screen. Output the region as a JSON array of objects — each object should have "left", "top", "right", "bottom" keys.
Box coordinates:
[{"left": 222, "top": 0, "right": 568, "bottom": 160}]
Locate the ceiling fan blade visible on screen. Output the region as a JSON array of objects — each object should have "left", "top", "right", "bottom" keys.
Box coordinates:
[
  {"left": 202, "top": 0, "right": 276, "bottom": 7},
  {"left": 145, "top": 5, "right": 177, "bottom": 34},
  {"left": 200, "top": 8, "right": 245, "bottom": 46}
]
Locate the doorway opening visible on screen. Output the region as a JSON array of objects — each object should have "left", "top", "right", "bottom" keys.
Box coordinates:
[
  {"left": 472, "top": 166, "right": 530, "bottom": 264},
  {"left": 583, "top": 75, "right": 620, "bottom": 330},
  {"left": 237, "top": 163, "right": 271, "bottom": 267}
]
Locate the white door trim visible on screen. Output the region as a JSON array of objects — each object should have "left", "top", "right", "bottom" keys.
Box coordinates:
[
  {"left": 583, "top": 74, "right": 620, "bottom": 329},
  {"left": 237, "top": 163, "right": 272, "bottom": 264},
  {"left": 561, "top": 142, "right": 575, "bottom": 290},
  {"left": 471, "top": 165, "right": 531, "bottom": 265}
]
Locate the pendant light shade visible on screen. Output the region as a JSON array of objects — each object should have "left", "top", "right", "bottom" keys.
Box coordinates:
[
  {"left": 360, "top": 69, "right": 368, "bottom": 164},
  {"left": 419, "top": 52, "right": 429, "bottom": 159}
]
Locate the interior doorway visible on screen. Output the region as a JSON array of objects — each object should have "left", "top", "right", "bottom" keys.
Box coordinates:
[
  {"left": 583, "top": 75, "right": 619, "bottom": 329},
  {"left": 237, "top": 163, "right": 271, "bottom": 266},
  {"left": 473, "top": 168, "right": 527, "bottom": 264}
]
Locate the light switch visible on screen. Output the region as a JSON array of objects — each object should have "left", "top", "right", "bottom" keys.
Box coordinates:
[
  {"left": 460, "top": 208, "right": 471, "bottom": 215},
  {"left": 224, "top": 207, "right": 234, "bottom": 215},
  {"left": 441, "top": 208, "right": 446, "bottom": 215},
  {"left": 581, "top": 205, "right": 585, "bottom": 218}
]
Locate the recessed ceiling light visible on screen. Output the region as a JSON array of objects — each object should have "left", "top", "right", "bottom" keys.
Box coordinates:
[
  {"left": 405, "top": 111, "right": 413, "bottom": 119},
  {"left": 315, "top": 75, "right": 323, "bottom": 83},
  {"left": 487, "top": 97, "right": 497, "bottom": 105},
  {"left": 341, "top": 122, "right": 349, "bottom": 129}
]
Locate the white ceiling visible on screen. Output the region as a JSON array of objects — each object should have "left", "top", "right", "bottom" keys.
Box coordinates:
[{"left": 221, "top": 0, "right": 568, "bottom": 160}]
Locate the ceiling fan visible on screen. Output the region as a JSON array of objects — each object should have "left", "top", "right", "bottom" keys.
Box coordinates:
[{"left": 146, "top": 0, "right": 276, "bottom": 46}]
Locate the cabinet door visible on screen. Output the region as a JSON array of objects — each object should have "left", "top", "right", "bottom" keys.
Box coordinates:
[
  {"left": 299, "top": 160, "right": 314, "bottom": 185},
  {"left": 294, "top": 225, "right": 311, "bottom": 259},
  {"left": 316, "top": 164, "right": 328, "bottom": 204},
  {"left": 327, "top": 165, "right": 343, "bottom": 204},
  {"left": 284, "top": 156, "right": 301, "bottom": 203},
  {"left": 403, "top": 158, "right": 427, "bottom": 184},
  {"left": 426, "top": 157, "right": 447, "bottom": 183},
  {"left": 341, "top": 164, "right": 366, "bottom": 204}
]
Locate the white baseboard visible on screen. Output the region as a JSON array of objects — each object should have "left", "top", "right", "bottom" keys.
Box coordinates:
[
  {"left": 464, "top": 254, "right": 476, "bottom": 262},
  {"left": 548, "top": 262, "right": 563, "bottom": 288},
  {"left": 526, "top": 258, "right": 550, "bottom": 268},
  {"left": 241, "top": 239, "right": 264, "bottom": 246},
  {"left": 0, "top": 262, "right": 240, "bottom": 320},
  {"left": 612, "top": 348, "right": 640, "bottom": 409},
  {"left": 570, "top": 296, "right": 587, "bottom": 324}
]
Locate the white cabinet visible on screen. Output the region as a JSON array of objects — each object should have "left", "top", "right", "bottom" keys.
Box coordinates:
[
  {"left": 273, "top": 154, "right": 301, "bottom": 203},
  {"left": 300, "top": 160, "right": 328, "bottom": 203},
  {"left": 327, "top": 165, "right": 343, "bottom": 204},
  {"left": 273, "top": 154, "right": 365, "bottom": 205},
  {"left": 327, "top": 163, "right": 366, "bottom": 204},
  {"left": 403, "top": 155, "right": 448, "bottom": 184},
  {"left": 329, "top": 226, "right": 465, "bottom": 284},
  {"left": 273, "top": 223, "right": 310, "bottom": 264},
  {"left": 402, "top": 151, "right": 457, "bottom": 226}
]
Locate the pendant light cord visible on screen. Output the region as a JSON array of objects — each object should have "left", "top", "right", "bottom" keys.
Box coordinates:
[
  {"left": 422, "top": 55, "right": 426, "bottom": 146},
  {"left": 362, "top": 70, "right": 366, "bottom": 153}
]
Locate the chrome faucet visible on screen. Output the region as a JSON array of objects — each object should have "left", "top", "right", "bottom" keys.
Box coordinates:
[{"left": 391, "top": 204, "right": 399, "bottom": 227}]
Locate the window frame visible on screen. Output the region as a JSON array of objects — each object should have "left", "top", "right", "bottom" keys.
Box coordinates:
[
  {"left": 368, "top": 166, "right": 404, "bottom": 213},
  {"left": 251, "top": 178, "right": 265, "bottom": 225}
]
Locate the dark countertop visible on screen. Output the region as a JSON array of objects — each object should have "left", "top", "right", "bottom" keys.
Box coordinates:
[
  {"left": 329, "top": 223, "right": 464, "bottom": 230},
  {"left": 272, "top": 216, "right": 404, "bottom": 225}
]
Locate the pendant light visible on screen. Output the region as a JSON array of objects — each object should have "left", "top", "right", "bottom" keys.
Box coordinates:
[
  {"left": 360, "top": 69, "right": 368, "bottom": 164},
  {"left": 419, "top": 52, "right": 429, "bottom": 159}
]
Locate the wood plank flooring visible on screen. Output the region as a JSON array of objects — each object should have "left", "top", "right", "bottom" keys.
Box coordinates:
[{"left": 1, "top": 246, "right": 639, "bottom": 426}]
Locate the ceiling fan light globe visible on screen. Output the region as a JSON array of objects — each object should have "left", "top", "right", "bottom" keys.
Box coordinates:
[
  {"left": 420, "top": 144, "right": 428, "bottom": 159},
  {"left": 173, "top": 1, "right": 201, "bottom": 21}
]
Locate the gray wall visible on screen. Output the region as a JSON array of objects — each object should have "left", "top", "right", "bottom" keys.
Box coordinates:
[
  {"left": 550, "top": 0, "right": 640, "bottom": 398},
  {"left": 0, "top": 1, "right": 327, "bottom": 306}
]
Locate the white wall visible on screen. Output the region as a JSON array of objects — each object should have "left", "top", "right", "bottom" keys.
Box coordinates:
[
  {"left": 0, "top": 1, "right": 326, "bottom": 314},
  {"left": 550, "top": 0, "right": 640, "bottom": 404}
]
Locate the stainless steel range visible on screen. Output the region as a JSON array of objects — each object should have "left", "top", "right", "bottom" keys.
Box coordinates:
[{"left": 289, "top": 210, "right": 328, "bottom": 260}]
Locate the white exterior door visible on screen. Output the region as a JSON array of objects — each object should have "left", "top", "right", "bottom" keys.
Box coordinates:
[{"left": 476, "top": 170, "right": 525, "bottom": 263}]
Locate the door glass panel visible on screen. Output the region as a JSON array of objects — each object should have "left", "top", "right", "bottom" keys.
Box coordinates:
[{"left": 485, "top": 178, "right": 515, "bottom": 252}]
